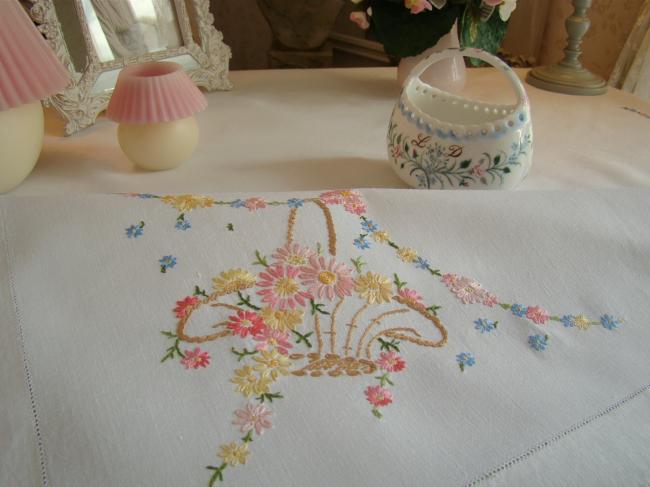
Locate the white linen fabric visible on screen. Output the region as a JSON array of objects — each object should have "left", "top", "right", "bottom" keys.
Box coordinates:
[{"left": 1, "top": 189, "right": 649, "bottom": 487}]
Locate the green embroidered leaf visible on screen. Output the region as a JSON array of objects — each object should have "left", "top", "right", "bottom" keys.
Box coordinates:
[
  {"left": 193, "top": 285, "right": 209, "bottom": 298},
  {"left": 237, "top": 291, "right": 261, "bottom": 311},
  {"left": 252, "top": 250, "right": 269, "bottom": 268},
  {"left": 241, "top": 431, "right": 253, "bottom": 443},
  {"left": 426, "top": 304, "right": 442, "bottom": 316},
  {"left": 292, "top": 330, "right": 313, "bottom": 348},
  {"left": 378, "top": 337, "right": 401, "bottom": 353},
  {"left": 226, "top": 223, "right": 234, "bottom": 231},
  {"left": 500, "top": 303, "right": 512, "bottom": 310},
  {"left": 371, "top": 408, "right": 383, "bottom": 419},
  {"left": 393, "top": 273, "right": 407, "bottom": 290},
  {"left": 351, "top": 256, "right": 367, "bottom": 273},
  {"left": 494, "top": 155, "right": 501, "bottom": 164},
  {"left": 460, "top": 160, "right": 472, "bottom": 169},
  {"left": 502, "top": 167, "right": 511, "bottom": 173},
  {"left": 256, "top": 392, "right": 283, "bottom": 403},
  {"left": 231, "top": 347, "right": 258, "bottom": 362},
  {"left": 310, "top": 300, "right": 330, "bottom": 316}
]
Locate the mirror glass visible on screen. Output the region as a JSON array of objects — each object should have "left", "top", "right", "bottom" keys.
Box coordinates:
[{"left": 79, "top": 0, "right": 183, "bottom": 63}]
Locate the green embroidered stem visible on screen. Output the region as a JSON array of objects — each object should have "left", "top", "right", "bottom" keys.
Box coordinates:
[
  {"left": 138, "top": 221, "right": 145, "bottom": 228},
  {"left": 252, "top": 250, "right": 269, "bottom": 268},
  {"left": 226, "top": 223, "right": 234, "bottom": 231},
  {"left": 371, "top": 408, "right": 383, "bottom": 419},
  {"left": 160, "top": 331, "right": 185, "bottom": 362},
  {"left": 459, "top": 362, "right": 465, "bottom": 372},
  {"left": 499, "top": 303, "right": 512, "bottom": 310},
  {"left": 231, "top": 347, "right": 258, "bottom": 362},
  {"left": 237, "top": 291, "right": 261, "bottom": 311},
  {"left": 427, "top": 267, "right": 442, "bottom": 277},
  {"left": 387, "top": 241, "right": 399, "bottom": 250},
  {"left": 256, "top": 392, "right": 283, "bottom": 403},
  {"left": 375, "top": 373, "right": 394, "bottom": 387},
  {"left": 194, "top": 285, "right": 209, "bottom": 298},
  {"left": 426, "top": 304, "right": 442, "bottom": 316},
  {"left": 378, "top": 337, "right": 400, "bottom": 353},
  {"left": 207, "top": 463, "right": 227, "bottom": 486},
  {"left": 292, "top": 330, "right": 313, "bottom": 348},
  {"left": 350, "top": 256, "right": 366, "bottom": 273},
  {"left": 393, "top": 273, "right": 407, "bottom": 291},
  {"left": 316, "top": 242, "right": 323, "bottom": 255},
  {"left": 177, "top": 213, "right": 185, "bottom": 222},
  {"left": 310, "top": 300, "right": 330, "bottom": 316},
  {"left": 241, "top": 431, "right": 253, "bottom": 443}
]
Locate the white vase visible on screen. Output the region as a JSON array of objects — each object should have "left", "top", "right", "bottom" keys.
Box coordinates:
[{"left": 397, "top": 22, "right": 466, "bottom": 93}]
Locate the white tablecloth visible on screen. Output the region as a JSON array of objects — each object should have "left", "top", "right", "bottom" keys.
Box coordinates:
[
  {"left": 11, "top": 67, "right": 650, "bottom": 195},
  {"left": 1, "top": 189, "right": 649, "bottom": 486}
]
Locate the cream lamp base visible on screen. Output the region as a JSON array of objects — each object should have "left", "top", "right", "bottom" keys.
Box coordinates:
[
  {"left": 117, "top": 116, "right": 199, "bottom": 171},
  {"left": 0, "top": 101, "right": 44, "bottom": 193}
]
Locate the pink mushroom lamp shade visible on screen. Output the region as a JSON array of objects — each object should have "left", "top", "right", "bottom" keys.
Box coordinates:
[
  {"left": 0, "top": 0, "right": 69, "bottom": 193},
  {"left": 106, "top": 62, "right": 207, "bottom": 171}
]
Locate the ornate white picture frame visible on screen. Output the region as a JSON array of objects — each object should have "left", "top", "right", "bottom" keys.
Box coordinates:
[{"left": 28, "top": 0, "right": 232, "bottom": 135}]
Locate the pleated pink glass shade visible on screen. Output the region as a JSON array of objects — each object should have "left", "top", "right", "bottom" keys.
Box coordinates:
[
  {"left": 107, "top": 62, "right": 207, "bottom": 124},
  {"left": 0, "top": 0, "right": 69, "bottom": 111}
]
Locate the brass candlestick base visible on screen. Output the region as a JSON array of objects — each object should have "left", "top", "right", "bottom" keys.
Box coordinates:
[{"left": 527, "top": 0, "right": 607, "bottom": 96}]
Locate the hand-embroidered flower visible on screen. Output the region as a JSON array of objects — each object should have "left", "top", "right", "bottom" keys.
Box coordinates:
[
  {"left": 526, "top": 306, "right": 549, "bottom": 324},
  {"left": 355, "top": 272, "right": 393, "bottom": 304},
  {"left": 528, "top": 334, "right": 549, "bottom": 352},
  {"left": 257, "top": 265, "right": 312, "bottom": 310},
  {"left": 159, "top": 255, "right": 177, "bottom": 273},
  {"left": 244, "top": 197, "right": 266, "bottom": 211},
  {"left": 231, "top": 365, "right": 272, "bottom": 397},
  {"left": 397, "top": 247, "right": 418, "bottom": 263},
  {"left": 180, "top": 347, "right": 210, "bottom": 369},
  {"left": 212, "top": 268, "right": 256, "bottom": 294},
  {"left": 343, "top": 199, "right": 367, "bottom": 215},
  {"left": 474, "top": 318, "right": 497, "bottom": 333},
  {"left": 259, "top": 307, "right": 304, "bottom": 332},
  {"left": 233, "top": 403, "right": 273, "bottom": 435},
  {"left": 372, "top": 230, "right": 390, "bottom": 243},
  {"left": 230, "top": 199, "right": 246, "bottom": 208},
  {"left": 218, "top": 442, "right": 249, "bottom": 467},
  {"left": 365, "top": 385, "right": 393, "bottom": 407},
  {"left": 161, "top": 194, "right": 215, "bottom": 212},
  {"left": 125, "top": 223, "right": 144, "bottom": 238},
  {"left": 299, "top": 255, "right": 354, "bottom": 301},
  {"left": 414, "top": 257, "right": 430, "bottom": 269},
  {"left": 254, "top": 328, "right": 293, "bottom": 355},
  {"left": 376, "top": 351, "right": 406, "bottom": 373},
  {"left": 175, "top": 219, "right": 191, "bottom": 231},
  {"left": 173, "top": 296, "right": 200, "bottom": 318},
  {"left": 319, "top": 189, "right": 361, "bottom": 205},
  {"left": 600, "top": 314, "right": 622, "bottom": 330},
  {"left": 511, "top": 303, "right": 528, "bottom": 317},
  {"left": 397, "top": 287, "right": 423, "bottom": 305},
  {"left": 271, "top": 242, "right": 314, "bottom": 268},
  {"left": 361, "top": 219, "right": 379, "bottom": 233},
  {"left": 471, "top": 165, "right": 486, "bottom": 177},
  {"left": 253, "top": 349, "right": 292, "bottom": 380},
  {"left": 353, "top": 237, "right": 370, "bottom": 250},
  {"left": 573, "top": 314, "right": 590, "bottom": 330},
  {"left": 286, "top": 198, "right": 305, "bottom": 208},
  {"left": 456, "top": 352, "right": 475, "bottom": 371},
  {"left": 445, "top": 275, "right": 487, "bottom": 304},
  {"left": 227, "top": 310, "right": 266, "bottom": 338}
]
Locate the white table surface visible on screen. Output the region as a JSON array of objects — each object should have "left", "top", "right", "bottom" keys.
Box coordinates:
[{"left": 12, "top": 67, "right": 650, "bottom": 196}]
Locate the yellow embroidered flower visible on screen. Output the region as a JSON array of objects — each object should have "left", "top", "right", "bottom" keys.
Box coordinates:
[
  {"left": 254, "top": 349, "right": 292, "bottom": 380},
  {"left": 397, "top": 247, "right": 418, "bottom": 263},
  {"left": 212, "top": 268, "right": 256, "bottom": 294},
  {"left": 259, "top": 307, "right": 304, "bottom": 332},
  {"left": 231, "top": 365, "right": 272, "bottom": 397},
  {"left": 160, "top": 194, "right": 216, "bottom": 212},
  {"left": 218, "top": 442, "right": 249, "bottom": 467},
  {"left": 574, "top": 314, "right": 591, "bottom": 330},
  {"left": 354, "top": 272, "right": 393, "bottom": 304},
  {"left": 372, "top": 230, "right": 390, "bottom": 243}
]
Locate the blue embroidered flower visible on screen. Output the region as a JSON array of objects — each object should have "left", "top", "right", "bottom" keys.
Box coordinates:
[
  {"left": 230, "top": 199, "right": 246, "bottom": 208},
  {"left": 125, "top": 223, "right": 144, "bottom": 239},
  {"left": 353, "top": 237, "right": 370, "bottom": 250},
  {"left": 560, "top": 315, "right": 576, "bottom": 328},
  {"left": 456, "top": 352, "right": 475, "bottom": 371},
  {"left": 175, "top": 219, "right": 191, "bottom": 231},
  {"left": 528, "top": 334, "right": 548, "bottom": 352},
  {"left": 361, "top": 219, "right": 379, "bottom": 233},
  {"left": 414, "top": 257, "right": 430, "bottom": 269},
  {"left": 474, "top": 318, "right": 497, "bottom": 333},
  {"left": 159, "top": 255, "right": 177, "bottom": 273},
  {"left": 600, "top": 314, "right": 622, "bottom": 330},
  {"left": 287, "top": 198, "right": 305, "bottom": 208},
  {"left": 138, "top": 193, "right": 156, "bottom": 199},
  {"left": 511, "top": 304, "right": 528, "bottom": 317}
]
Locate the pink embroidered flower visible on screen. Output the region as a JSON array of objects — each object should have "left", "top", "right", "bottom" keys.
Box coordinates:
[
  {"left": 349, "top": 11, "right": 370, "bottom": 30},
  {"left": 376, "top": 351, "right": 406, "bottom": 373},
  {"left": 365, "top": 385, "right": 393, "bottom": 407},
  {"left": 254, "top": 328, "right": 293, "bottom": 355},
  {"left": 233, "top": 403, "right": 273, "bottom": 435},
  {"left": 398, "top": 288, "right": 424, "bottom": 305},
  {"left": 227, "top": 310, "right": 267, "bottom": 338},
  {"left": 481, "top": 292, "right": 497, "bottom": 307},
  {"left": 404, "top": 0, "right": 433, "bottom": 14},
  {"left": 319, "top": 189, "right": 363, "bottom": 205},
  {"left": 173, "top": 296, "right": 199, "bottom": 318},
  {"left": 526, "top": 306, "right": 550, "bottom": 324},
  {"left": 441, "top": 273, "right": 461, "bottom": 287},
  {"left": 244, "top": 197, "right": 266, "bottom": 211},
  {"left": 180, "top": 347, "right": 210, "bottom": 369},
  {"left": 343, "top": 198, "right": 367, "bottom": 215},
  {"left": 299, "top": 255, "right": 354, "bottom": 301},
  {"left": 257, "top": 264, "right": 312, "bottom": 310},
  {"left": 450, "top": 277, "right": 486, "bottom": 304},
  {"left": 471, "top": 165, "right": 486, "bottom": 177},
  {"left": 271, "top": 242, "right": 314, "bottom": 268}
]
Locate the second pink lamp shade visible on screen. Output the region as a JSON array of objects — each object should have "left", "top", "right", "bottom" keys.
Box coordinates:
[{"left": 107, "top": 62, "right": 207, "bottom": 170}]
